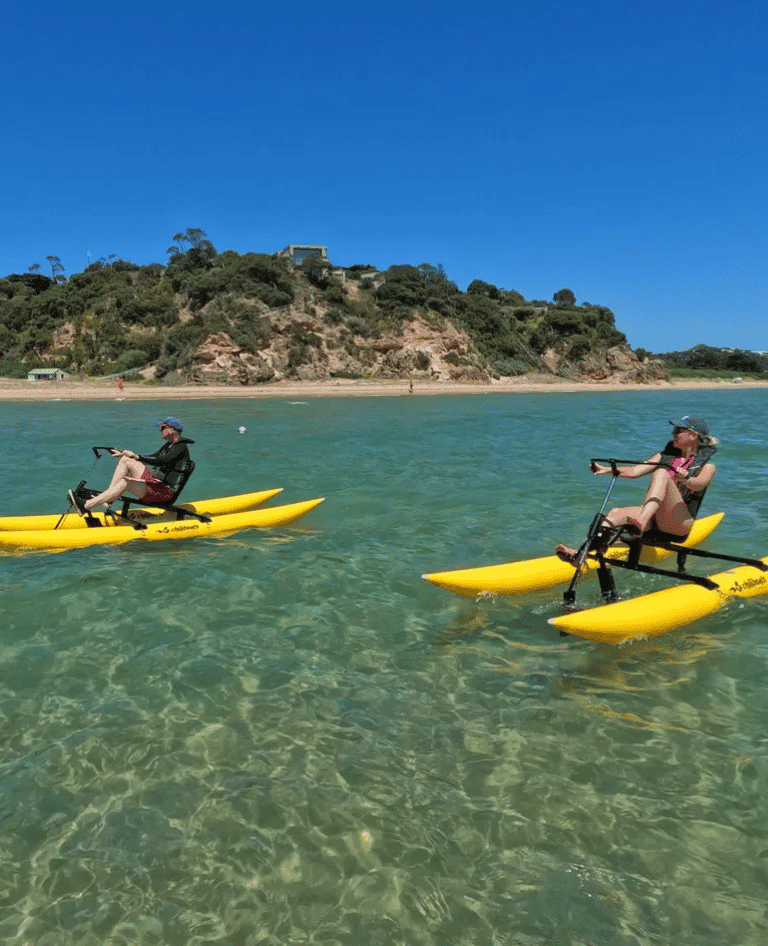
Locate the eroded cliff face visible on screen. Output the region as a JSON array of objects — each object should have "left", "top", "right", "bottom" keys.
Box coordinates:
[
  {"left": 183, "top": 311, "right": 494, "bottom": 386},
  {"left": 542, "top": 346, "right": 668, "bottom": 384},
  {"left": 149, "top": 286, "right": 665, "bottom": 387},
  {"left": 183, "top": 332, "right": 663, "bottom": 387}
]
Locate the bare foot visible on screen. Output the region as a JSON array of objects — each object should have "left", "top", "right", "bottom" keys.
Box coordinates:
[{"left": 555, "top": 544, "right": 578, "bottom": 564}]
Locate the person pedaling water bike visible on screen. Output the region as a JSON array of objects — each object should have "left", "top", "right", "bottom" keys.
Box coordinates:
[
  {"left": 555, "top": 416, "right": 718, "bottom": 563},
  {"left": 68, "top": 416, "right": 194, "bottom": 516}
]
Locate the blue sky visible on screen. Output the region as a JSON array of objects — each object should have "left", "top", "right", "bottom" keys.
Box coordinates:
[{"left": 2, "top": 0, "right": 765, "bottom": 354}]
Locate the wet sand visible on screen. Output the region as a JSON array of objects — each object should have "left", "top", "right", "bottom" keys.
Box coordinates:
[{"left": 2, "top": 375, "right": 765, "bottom": 402}]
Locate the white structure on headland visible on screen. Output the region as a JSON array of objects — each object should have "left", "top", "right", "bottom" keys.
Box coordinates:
[
  {"left": 278, "top": 245, "right": 328, "bottom": 264},
  {"left": 27, "top": 367, "right": 70, "bottom": 382}
]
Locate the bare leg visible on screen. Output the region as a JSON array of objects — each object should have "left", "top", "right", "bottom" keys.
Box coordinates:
[
  {"left": 84, "top": 456, "right": 149, "bottom": 511},
  {"left": 603, "top": 502, "right": 659, "bottom": 533},
  {"left": 555, "top": 510, "right": 645, "bottom": 563},
  {"left": 555, "top": 469, "right": 694, "bottom": 560},
  {"left": 619, "top": 468, "right": 693, "bottom": 536}
]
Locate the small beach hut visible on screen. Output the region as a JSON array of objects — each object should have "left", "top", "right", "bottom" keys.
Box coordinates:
[{"left": 27, "top": 368, "right": 70, "bottom": 382}]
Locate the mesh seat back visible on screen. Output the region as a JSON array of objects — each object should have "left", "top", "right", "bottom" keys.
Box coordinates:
[{"left": 168, "top": 459, "right": 194, "bottom": 503}]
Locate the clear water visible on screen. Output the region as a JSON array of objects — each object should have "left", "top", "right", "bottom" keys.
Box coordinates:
[{"left": 1, "top": 388, "right": 767, "bottom": 945}]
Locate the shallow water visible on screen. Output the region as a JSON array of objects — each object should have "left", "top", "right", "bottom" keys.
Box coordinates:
[{"left": 1, "top": 388, "right": 767, "bottom": 944}]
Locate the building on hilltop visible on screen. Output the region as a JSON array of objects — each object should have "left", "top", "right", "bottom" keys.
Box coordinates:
[
  {"left": 278, "top": 244, "right": 349, "bottom": 284},
  {"left": 278, "top": 245, "right": 328, "bottom": 264}
]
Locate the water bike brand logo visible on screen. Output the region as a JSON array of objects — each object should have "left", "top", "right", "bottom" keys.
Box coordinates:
[
  {"left": 157, "top": 523, "right": 202, "bottom": 534},
  {"left": 732, "top": 576, "right": 767, "bottom": 592}
]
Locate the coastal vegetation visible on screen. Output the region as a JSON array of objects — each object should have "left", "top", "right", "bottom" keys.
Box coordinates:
[
  {"left": 637, "top": 343, "right": 768, "bottom": 381},
  {"left": 0, "top": 230, "right": 663, "bottom": 384}
]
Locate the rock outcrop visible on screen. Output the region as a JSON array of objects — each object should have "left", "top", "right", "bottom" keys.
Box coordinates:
[
  {"left": 543, "top": 346, "right": 667, "bottom": 385},
  {"left": 185, "top": 312, "right": 494, "bottom": 385}
]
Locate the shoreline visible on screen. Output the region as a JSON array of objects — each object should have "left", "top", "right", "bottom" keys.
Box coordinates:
[{"left": 1, "top": 375, "right": 766, "bottom": 402}]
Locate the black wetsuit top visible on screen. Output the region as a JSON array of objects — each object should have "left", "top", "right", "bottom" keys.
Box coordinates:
[{"left": 138, "top": 437, "right": 194, "bottom": 492}]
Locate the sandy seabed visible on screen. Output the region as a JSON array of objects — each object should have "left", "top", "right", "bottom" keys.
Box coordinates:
[{"left": 2, "top": 375, "right": 766, "bottom": 402}]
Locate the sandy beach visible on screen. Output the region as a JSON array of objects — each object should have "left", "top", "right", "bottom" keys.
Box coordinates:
[{"left": 1, "top": 374, "right": 765, "bottom": 402}]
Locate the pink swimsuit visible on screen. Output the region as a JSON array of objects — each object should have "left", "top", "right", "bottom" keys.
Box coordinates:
[{"left": 669, "top": 455, "right": 696, "bottom": 479}]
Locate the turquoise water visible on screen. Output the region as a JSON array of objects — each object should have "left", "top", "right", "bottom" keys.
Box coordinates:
[{"left": 2, "top": 387, "right": 768, "bottom": 945}]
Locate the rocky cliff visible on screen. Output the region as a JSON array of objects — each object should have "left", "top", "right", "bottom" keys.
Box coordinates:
[
  {"left": 166, "top": 279, "right": 664, "bottom": 387},
  {"left": 183, "top": 311, "right": 490, "bottom": 386}
]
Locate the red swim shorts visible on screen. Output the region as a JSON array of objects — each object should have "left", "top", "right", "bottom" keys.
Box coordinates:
[{"left": 141, "top": 467, "right": 174, "bottom": 503}]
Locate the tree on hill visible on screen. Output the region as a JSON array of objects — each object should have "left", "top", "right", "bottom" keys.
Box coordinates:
[
  {"left": 166, "top": 228, "right": 216, "bottom": 269},
  {"left": 416, "top": 263, "right": 449, "bottom": 286},
  {"left": 6, "top": 272, "right": 55, "bottom": 294},
  {"left": 167, "top": 228, "right": 207, "bottom": 256},
  {"left": 466, "top": 279, "right": 501, "bottom": 300},
  {"left": 553, "top": 288, "right": 576, "bottom": 307},
  {"left": 501, "top": 289, "right": 526, "bottom": 306}
]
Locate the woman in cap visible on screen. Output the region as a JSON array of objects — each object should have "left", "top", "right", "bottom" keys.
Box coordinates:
[
  {"left": 69, "top": 416, "right": 194, "bottom": 515},
  {"left": 556, "top": 416, "right": 717, "bottom": 560}
]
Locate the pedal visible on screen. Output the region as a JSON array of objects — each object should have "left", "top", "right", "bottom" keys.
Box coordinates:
[
  {"left": 592, "top": 524, "right": 631, "bottom": 552},
  {"left": 618, "top": 524, "right": 642, "bottom": 541},
  {"left": 76, "top": 485, "right": 99, "bottom": 501}
]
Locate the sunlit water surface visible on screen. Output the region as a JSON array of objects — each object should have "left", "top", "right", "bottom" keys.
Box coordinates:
[{"left": 1, "top": 388, "right": 767, "bottom": 945}]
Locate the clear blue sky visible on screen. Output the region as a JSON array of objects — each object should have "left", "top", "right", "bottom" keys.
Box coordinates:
[{"left": 3, "top": 0, "right": 765, "bottom": 354}]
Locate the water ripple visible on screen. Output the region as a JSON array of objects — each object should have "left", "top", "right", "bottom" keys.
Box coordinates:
[{"left": 0, "top": 392, "right": 766, "bottom": 943}]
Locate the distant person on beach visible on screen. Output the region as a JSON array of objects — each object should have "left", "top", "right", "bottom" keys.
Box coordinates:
[
  {"left": 117, "top": 376, "right": 124, "bottom": 391},
  {"left": 68, "top": 416, "right": 194, "bottom": 515},
  {"left": 555, "top": 416, "right": 718, "bottom": 561}
]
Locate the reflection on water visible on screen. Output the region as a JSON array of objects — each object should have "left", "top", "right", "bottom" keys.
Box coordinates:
[{"left": 0, "top": 391, "right": 767, "bottom": 943}]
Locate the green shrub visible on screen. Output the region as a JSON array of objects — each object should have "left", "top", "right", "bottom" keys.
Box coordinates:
[
  {"left": 549, "top": 310, "right": 585, "bottom": 336},
  {"left": 567, "top": 335, "right": 591, "bottom": 359},
  {"left": 347, "top": 318, "right": 374, "bottom": 338},
  {"left": 490, "top": 358, "right": 529, "bottom": 376},
  {"left": 425, "top": 295, "right": 456, "bottom": 316},
  {"left": 258, "top": 287, "right": 293, "bottom": 308},
  {"left": 287, "top": 344, "right": 311, "bottom": 368},
  {"left": 668, "top": 367, "right": 768, "bottom": 381},
  {"left": 0, "top": 358, "right": 30, "bottom": 378},
  {"left": 155, "top": 322, "right": 207, "bottom": 376},
  {"left": 114, "top": 349, "right": 149, "bottom": 372},
  {"left": 301, "top": 257, "right": 332, "bottom": 288},
  {"left": 113, "top": 292, "right": 176, "bottom": 328},
  {"left": 290, "top": 324, "right": 323, "bottom": 348},
  {"left": 324, "top": 284, "right": 346, "bottom": 305},
  {"left": 230, "top": 317, "right": 273, "bottom": 351}
]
